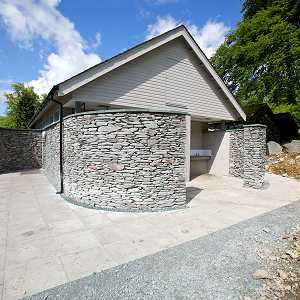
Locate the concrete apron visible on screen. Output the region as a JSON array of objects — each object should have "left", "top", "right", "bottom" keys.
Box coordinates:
[{"left": 0, "top": 170, "right": 299, "bottom": 299}]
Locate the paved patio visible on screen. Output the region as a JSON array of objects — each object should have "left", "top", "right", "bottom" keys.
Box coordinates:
[{"left": 0, "top": 170, "right": 299, "bottom": 300}]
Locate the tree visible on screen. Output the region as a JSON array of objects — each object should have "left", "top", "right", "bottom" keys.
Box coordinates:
[
  {"left": 1, "top": 83, "right": 42, "bottom": 129},
  {"left": 211, "top": 0, "right": 300, "bottom": 125},
  {"left": 0, "top": 115, "right": 14, "bottom": 128}
]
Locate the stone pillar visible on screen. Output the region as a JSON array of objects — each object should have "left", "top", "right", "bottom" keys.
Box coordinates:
[
  {"left": 229, "top": 128, "right": 244, "bottom": 178},
  {"left": 243, "top": 124, "right": 266, "bottom": 188}
]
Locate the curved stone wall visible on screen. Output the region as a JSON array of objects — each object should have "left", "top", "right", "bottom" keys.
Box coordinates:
[
  {"left": 63, "top": 110, "right": 187, "bottom": 211},
  {"left": 42, "top": 122, "right": 61, "bottom": 191}
]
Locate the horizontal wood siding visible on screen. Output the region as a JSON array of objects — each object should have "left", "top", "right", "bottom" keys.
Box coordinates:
[{"left": 72, "top": 38, "right": 237, "bottom": 120}]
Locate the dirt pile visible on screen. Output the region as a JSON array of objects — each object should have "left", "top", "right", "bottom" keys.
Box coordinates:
[{"left": 266, "top": 152, "right": 300, "bottom": 179}]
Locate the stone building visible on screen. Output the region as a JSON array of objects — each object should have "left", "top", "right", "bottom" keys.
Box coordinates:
[{"left": 0, "top": 25, "right": 266, "bottom": 211}]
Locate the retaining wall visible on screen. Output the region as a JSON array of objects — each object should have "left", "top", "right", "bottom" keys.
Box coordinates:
[
  {"left": 0, "top": 128, "right": 42, "bottom": 173},
  {"left": 63, "top": 110, "right": 187, "bottom": 211},
  {"left": 42, "top": 122, "right": 61, "bottom": 191}
]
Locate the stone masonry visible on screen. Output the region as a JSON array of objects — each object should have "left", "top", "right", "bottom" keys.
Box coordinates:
[
  {"left": 243, "top": 125, "right": 266, "bottom": 188},
  {"left": 42, "top": 122, "right": 61, "bottom": 191},
  {"left": 0, "top": 128, "right": 42, "bottom": 173},
  {"left": 229, "top": 124, "right": 266, "bottom": 188},
  {"left": 63, "top": 110, "right": 187, "bottom": 211},
  {"left": 229, "top": 128, "right": 244, "bottom": 178}
]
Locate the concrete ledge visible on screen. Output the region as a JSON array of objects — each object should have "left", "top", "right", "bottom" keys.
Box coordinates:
[
  {"left": 41, "top": 121, "right": 60, "bottom": 131},
  {"left": 0, "top": 127, "right": 41, "bottom": 132},
  {"left": 243, "top": 124, "right": 267, "bottom": 128},
  {"left": 63, "top": 108, "right": 189, "bottom": 121}
]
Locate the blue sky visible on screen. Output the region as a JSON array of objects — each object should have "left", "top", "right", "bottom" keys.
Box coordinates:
[{"left": 0, "top": 0, "right": 243, "bottom": 115}]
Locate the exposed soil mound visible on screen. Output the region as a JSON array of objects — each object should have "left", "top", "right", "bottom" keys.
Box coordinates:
[{"left": 266, "top": 152, "right": 300, "bottom": 179}]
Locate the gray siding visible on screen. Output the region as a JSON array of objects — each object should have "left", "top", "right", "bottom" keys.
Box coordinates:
[{"left": 72, "top": 38, "right": 237, "bottom": 121}]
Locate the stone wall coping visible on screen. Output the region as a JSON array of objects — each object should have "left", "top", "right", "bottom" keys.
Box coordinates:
[
  {"left": 226, "top": 128, "right": 244, "bottom": 132},
  {"left": 243, "top": 124, "right": 267, "bottom": 128},
  {"left": 42, "top": 121, "right": 60, "bottom": 131},
  {"left": 226, "top": 124, "right": 267, "bottom": 132},
  {"left": 0, "top": 127, "right": 41, "bottom": 132},
  {"left": 63, "top": 108, "right": 189, "bottom": 121}
]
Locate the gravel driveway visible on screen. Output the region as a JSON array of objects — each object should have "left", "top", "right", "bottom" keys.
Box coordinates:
[{"left": 24, "top": 198, "right": 300, "bottom": 300}]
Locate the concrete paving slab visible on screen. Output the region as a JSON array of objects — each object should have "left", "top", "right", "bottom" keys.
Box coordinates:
[
  {"left": 53, "top": 230, "right": 100, "bottom": 256},
  {"left": 60, "top": 247, "right": 116, "bottom": 281},
  {"left": 48, "top": 219, "right": 85, "bottom": 236},
  {"left": 79, "top": 213, "right": 113, "bottom": 229},
  {"left": 91, "top": 224, "right": 134, "bottom": 245},
  {"left": 6, "top": 236, "right": 57, "bottom": 267},
  {"left": 23, "top": 199, "right": 300, "bottom": 300},
  {"left": 105, "top": 211, "right": 140, "bottom": 223},
  {"left": 41, "top": 208, "right": 78, "bottom": 223},
  {"left": 1, "top": 170, "right": 300, "bottom": 298},
  {"left": 4, "top": 256, "right": 67, "bottom": 300},
  {"left": 102, "top": 240, "right": 147, "bottom": 265},
  {"left": 0, "top": 232, "right": 6, "bottom": 251},
  {"left": 0, "top": 270, "right": 3, "bottom": 300}
]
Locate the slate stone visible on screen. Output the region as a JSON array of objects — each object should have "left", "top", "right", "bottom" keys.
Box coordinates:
[{"left": 267, "top": 141, "right": 283, "bottom": 155}]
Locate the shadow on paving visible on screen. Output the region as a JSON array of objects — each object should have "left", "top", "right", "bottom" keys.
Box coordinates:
[
  {"left": 24, "top": 199, "right": 300, "bottom": 300},
  {"left": 186, "top": 186, "right": 203, "bottom": 204}
]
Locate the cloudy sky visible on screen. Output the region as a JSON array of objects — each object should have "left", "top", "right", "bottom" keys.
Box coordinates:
[{"left": 0, "top": 0, "right": 243, "bottom": 115}]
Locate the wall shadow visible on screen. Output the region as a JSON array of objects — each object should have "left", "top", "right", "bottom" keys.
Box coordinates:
[{"left": 186, "top": 186, "right": 203, "bottom": 204}]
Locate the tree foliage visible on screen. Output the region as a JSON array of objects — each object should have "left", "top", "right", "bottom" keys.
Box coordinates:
[
  {"left": 0, "top": 115, "right": 14, "bottom": 128},
  {"left": 211, "top": 0, "right": 300, "bottom": 125},
  {"left": 0, "top": 83, "right": 42, "bottom": 129}
]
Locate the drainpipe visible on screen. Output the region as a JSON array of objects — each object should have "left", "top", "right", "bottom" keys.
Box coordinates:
[{"left": 50, "top": 96, "right": 64, "bottom": 194}]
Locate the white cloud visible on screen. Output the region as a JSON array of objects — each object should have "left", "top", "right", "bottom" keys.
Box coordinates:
[
  {"left": 146, "top": 15, "right": 178, "bottom": 40},
  {"left": 146, "top": 16, "right": 230, "bottom": 58},
  {"left": 188, "top": 21, "right": 230, "bottom": 58},
  {"left": 0, "top": 80, "right": 12, "bottom": 104},
  {"left": 0, "top": 0, "right": 101, "bottom": 95},
  {"left": 0, "top": 79, "right": 13, "bottom": 85},
  {"left": 0, "top": 89, "right": 7, "bottom": 104},
  {"left": 90, "top": 32, "right": 102, "bottom": 49},
  {"left": 0, "top": 86, "right": 10, "bottom": 115},
  {"left": 0, "top": 102, "right": 7, "bottom": 115}
]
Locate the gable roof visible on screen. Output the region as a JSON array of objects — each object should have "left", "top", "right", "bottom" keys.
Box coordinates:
[{"left": 29, "top": 25, "right": 246, "bottom": 127}]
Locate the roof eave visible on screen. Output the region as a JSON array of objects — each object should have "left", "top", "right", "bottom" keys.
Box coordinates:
[
  {"left": 28, "top": 85, "right": 59, "bottom": 128},
  {"left": 28, "top": 24, "right": 246, "bottom": 125}
]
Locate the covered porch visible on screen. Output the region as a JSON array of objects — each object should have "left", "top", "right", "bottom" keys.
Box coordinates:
[{"left": 185, "top": 116, "right": 230, "bottom": 181}]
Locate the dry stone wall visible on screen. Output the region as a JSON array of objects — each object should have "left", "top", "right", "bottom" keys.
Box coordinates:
[
  {"left": 243, "top": 125, "right": 266, "bottom": 188},
  {"left": 63, "top": 110, "right": 187, "bottom": 211},
  {"left": 0, "top": 128, "right": 42, "bottom": 173},
  {"left": 42, "top": 122, "right": 61, "bottom": 191},
  {"left": 229, "top": 128, "right": 244, "bottom": 178},
  {"left": 229, "top": 124, "right": 266, "bottom": 188}
]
